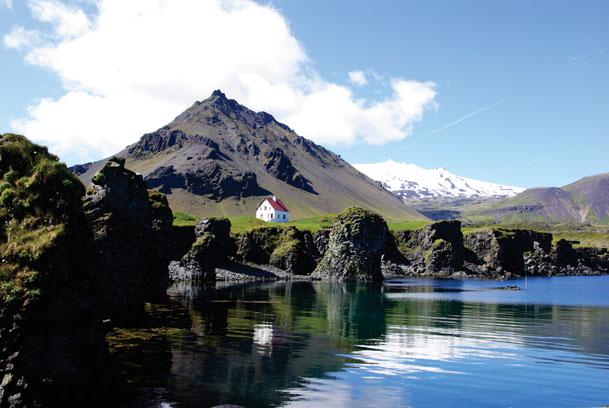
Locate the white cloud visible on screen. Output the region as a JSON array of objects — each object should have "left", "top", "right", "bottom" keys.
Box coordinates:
[
  {"left": 7, "top": 0, "right": 437, "bottom": 164},
  {"left": 1, "top": 0, "right": 13, "bottom": 10},
  {"left": 348, "top": 70, "right": 367, "bottom": 86},
  {"left": 3, "top": 26, "right": 42, "bottom": 50},
  {"left": 27, "top": 0, "right": 91, "bottom": 39}
]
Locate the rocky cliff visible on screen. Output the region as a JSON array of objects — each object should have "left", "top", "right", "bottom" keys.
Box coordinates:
[
  {"left": 83, "top": 157, "right": 174, "bottom": 322},
  {"left": 390, "top": 221, "right": 607, "bottom": 279},
  {"left": 169, "top": 209, "right": 609, "bottom": 283},
  {"left": 0, "top": 135, "right": 116, "bottom": 407},
  {"left": 0, "top": 136, "right": 175, "bottom": 406}
]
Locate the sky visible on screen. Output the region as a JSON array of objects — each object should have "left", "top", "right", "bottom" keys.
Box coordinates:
[{"left": 1, "top": 0, "right": 608, "bottom": 188}]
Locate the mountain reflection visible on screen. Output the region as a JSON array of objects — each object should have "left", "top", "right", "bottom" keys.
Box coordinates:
[{"left": 109, "top": 277, "right": 609, "bottom": 408}]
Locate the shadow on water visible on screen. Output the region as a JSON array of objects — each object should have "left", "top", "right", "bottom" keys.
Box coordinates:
[{"left": 108, "top": 277, "right": 609, "bottom": 408}]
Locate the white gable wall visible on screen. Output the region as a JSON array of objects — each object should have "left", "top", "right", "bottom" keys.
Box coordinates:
[{"left": 256, "top": 199, "right": 289, "bottom": 223}]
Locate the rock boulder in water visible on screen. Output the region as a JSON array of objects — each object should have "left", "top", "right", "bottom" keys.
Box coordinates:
[
  {"left": 170, "top": 217, "right": 235, "bottom": 282},
  {"left": 311, "top": 207, "right": 389, "bottom": 281}
]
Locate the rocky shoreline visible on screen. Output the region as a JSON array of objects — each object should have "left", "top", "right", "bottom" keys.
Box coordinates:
[{"left": 169, "top": 209, "right": 608, "bottom": 284}]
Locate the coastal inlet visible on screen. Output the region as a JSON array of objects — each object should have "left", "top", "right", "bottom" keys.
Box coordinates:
[{"left": 111, "top": 277, "right": 609, "bottom": 408}]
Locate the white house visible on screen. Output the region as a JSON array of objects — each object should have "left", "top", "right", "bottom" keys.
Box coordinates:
[{"left": 256, "top": 196, "right": 289, "bottom": 223}]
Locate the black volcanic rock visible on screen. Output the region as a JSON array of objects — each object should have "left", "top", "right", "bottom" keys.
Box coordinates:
[
  {"left": 170, "top": 217, "right": 235, "bottom": 282},
  {"left": 263, "top": 147, "right": 316, "bottom": 193},
  {"left": 145, "top": 163, "right": 269, "bottom": 199},
  {"left": 393, "top": 220, "right": 465, "bottom": 275},
  {"left": 234, "top": 227, "right": 317, "bottom": 275},
  {"left": 0, "top": 134, "right": 118, "bottom": 407},
  {"left": 463, "top": 229, "right": 552, "bottom": 276},
  {"left": 311, "top": 207, "right": 389, "bottom": 281},
  {"left": 83, "top": 157, "right": 173, "bottom": 322}
]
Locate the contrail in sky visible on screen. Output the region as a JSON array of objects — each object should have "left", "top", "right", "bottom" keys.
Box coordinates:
[
  {"left": 394, "top": 101, "right": 502, "bottom": 153},
  {"left": 428, "top": 101, "right": 501, "bottom": 135}
]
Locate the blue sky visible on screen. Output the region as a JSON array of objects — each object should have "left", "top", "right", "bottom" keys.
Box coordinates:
[{"left": 1, "top": 0, "right": 608, "bottom": 188}]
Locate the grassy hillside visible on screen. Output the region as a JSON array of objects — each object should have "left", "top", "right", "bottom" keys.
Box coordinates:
[{"left": 463, "top": 172, "right": 609, "bottom": 226}]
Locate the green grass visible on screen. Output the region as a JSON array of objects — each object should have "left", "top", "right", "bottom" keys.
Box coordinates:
[
  {"left": 172, "top": 211, "right": 197, "bottom": 226},
  {"left": 173, "top": 210, "right": 429, "bottom": 234},
  {"left": 461, "top": 222, "right": 609, "bottom": 248},
  {"left": 171, "top": 209, "right": 609, "bottom": 249},
  {"left": 551, "top": 231, "right": 609, "bottom": 248},
  {"left": 231, "top": 214, "right": 335, "bottom": 233},
  {"left": 387, "top": 220, "right": 430, "bottom": 232}
]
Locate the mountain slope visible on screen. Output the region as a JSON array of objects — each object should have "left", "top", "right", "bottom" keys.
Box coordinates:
[
  {"left": 469, "top": 172, "right": 609, "bottom": 225},
  {"left": 74, "top": 91, "right": 424, "bottom": 221},
  {"left": 354, "top": 160, "right": 524, "bottom": 200}
]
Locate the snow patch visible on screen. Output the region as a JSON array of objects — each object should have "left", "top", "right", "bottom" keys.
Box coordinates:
[{"left": 353, "top": 160, "right": 524, "bottom": 200}]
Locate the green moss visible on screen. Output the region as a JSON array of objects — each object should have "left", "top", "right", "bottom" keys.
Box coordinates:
[
  {"left": 0, "top": 133, "right": 86, "bottom": 314},
  {"left": 269, "top": 239, "right": 300, "bottom": 262}
]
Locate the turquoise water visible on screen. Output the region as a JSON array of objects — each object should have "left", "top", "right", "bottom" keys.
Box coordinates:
[{"left": 116, "top": 276, "right": 609, "bottom": 407}]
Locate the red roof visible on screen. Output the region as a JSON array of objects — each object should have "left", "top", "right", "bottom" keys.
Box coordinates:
[{"left": 260, "top": 197, "right": 289, "bottom": 212}]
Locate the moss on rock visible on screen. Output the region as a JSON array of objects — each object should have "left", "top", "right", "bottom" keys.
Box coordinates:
[{"left": 0, "top": 134, "right": 116, "bottom": 407}]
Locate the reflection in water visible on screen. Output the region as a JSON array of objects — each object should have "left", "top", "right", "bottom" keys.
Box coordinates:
[{"left": 109, "top": 277, "right": 609, "bottom": 408}]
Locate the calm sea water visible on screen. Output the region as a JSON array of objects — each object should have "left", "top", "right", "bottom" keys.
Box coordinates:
[{"left": 113, "top": 276, "right": 609, "bottom": 408}]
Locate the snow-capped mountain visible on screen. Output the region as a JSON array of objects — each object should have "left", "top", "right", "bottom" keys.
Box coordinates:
[{"left": 354, "top": 160, "right": 524, "bottom": 200}]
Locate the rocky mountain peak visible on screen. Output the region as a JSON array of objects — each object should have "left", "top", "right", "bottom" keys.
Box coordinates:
[
  {"left": 211, "top": 89, "right": 226, "bottom": 98},
  {"left": 189, "top": 90, "right": 287, "bottom": 131}
]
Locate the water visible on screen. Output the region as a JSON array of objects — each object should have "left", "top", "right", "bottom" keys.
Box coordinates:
[{"left": 110, "top": 276, "right": 609, "bottom": 407}]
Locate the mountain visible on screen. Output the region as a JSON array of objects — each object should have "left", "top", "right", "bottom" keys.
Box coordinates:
[
  {"left": 469, "top": 172, "right": 609, "bottom": 225},
  {"left": 73, "top": 91, "right": 424, "bottom": 221},
  {"left": 353, "top": 160, "right": 524, "bottom": 201}
]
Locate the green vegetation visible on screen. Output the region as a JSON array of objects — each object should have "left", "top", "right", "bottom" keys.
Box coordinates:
[
  {"left": 172, "top": 211, "right": 197, "bottom": 226},
  {"left": 174, "top": 206, "right": 433, "bottom": 234},
  {"left": 170, "top": 206, "right": 609, "bottom": 249},
  {"left": 0, "top": 134, "right": 86, "bottom": 316},
  {"left": 172, "top": 212, "right": 336, "bottom": 233},
  {"left": 462, "top": 222, "right": 609, "bottom": 248},
  {"left": 387, "top": 219, "right": 430, "bottom": 232}
]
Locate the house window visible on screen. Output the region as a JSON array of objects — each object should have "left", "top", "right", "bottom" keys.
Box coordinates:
[{"left": 283, "top": 214, "right": 286, "bottom": 220}]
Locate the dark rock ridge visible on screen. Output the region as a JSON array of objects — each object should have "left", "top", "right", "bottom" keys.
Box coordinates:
[
  {"left": 68, "top": 161, "right": 93, "bottom": 176},
  {"left": 2, "top": 138, "right": 177, "bottom": 406},
  {"left": 263, "top": 147, "right": 316, "bottom": 194},
  {"left": 145, "top": 162, "right": 269, "bottom": 199},
  {"left": 463, "top": 229, "right": 552, "bottom": 276},
  {"left": 83, "top": 157, "right": 174, "bottom": 322},
  {"left": 390, "top": 222, "right": 606, "bottom": 279}
]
